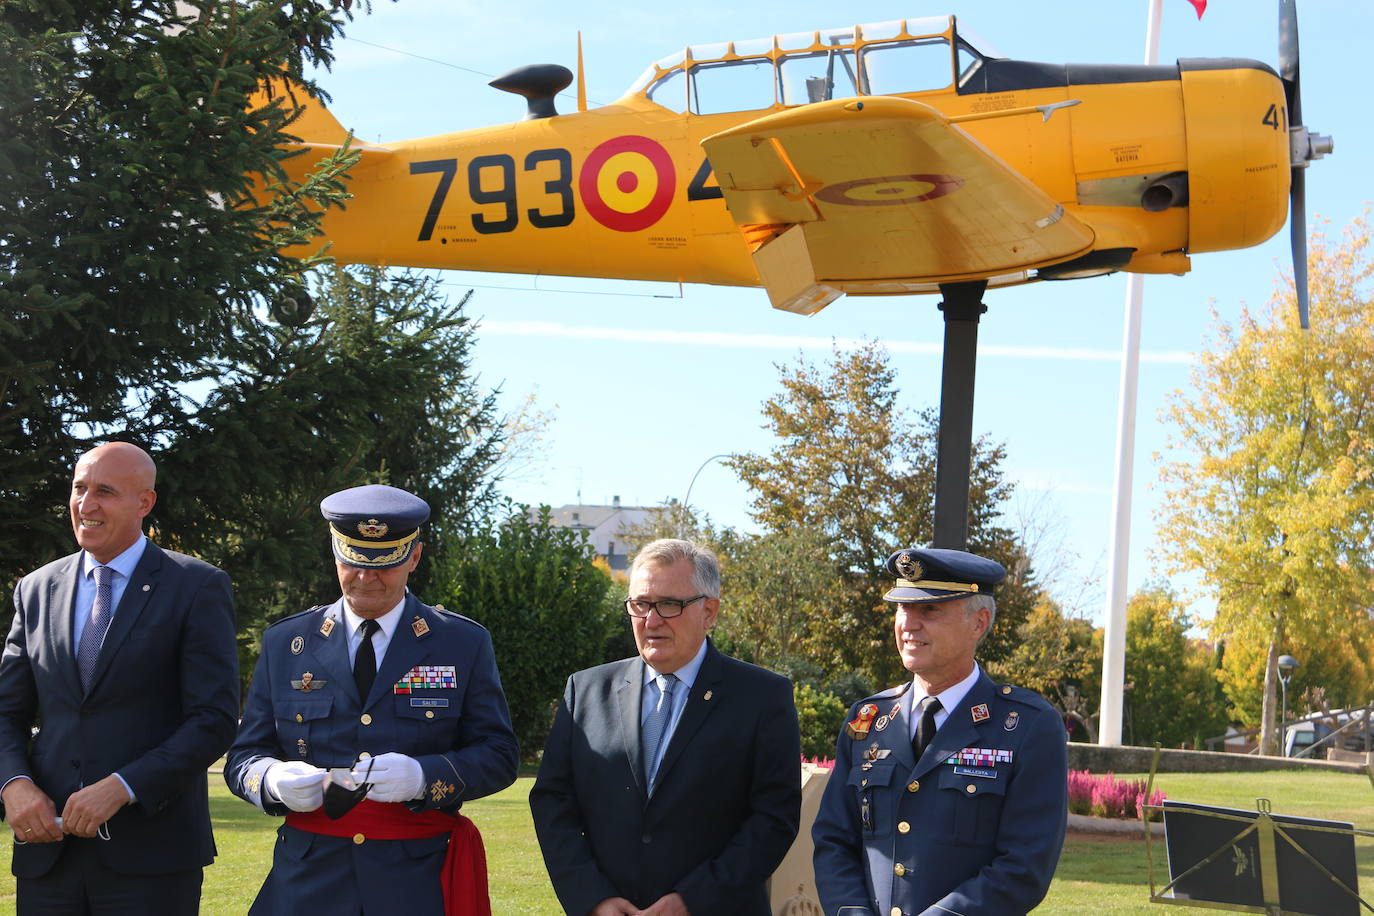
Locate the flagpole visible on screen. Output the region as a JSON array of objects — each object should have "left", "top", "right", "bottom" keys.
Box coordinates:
[{"left": 1097, "top": 0, "right": 1163, "bottom": 748}]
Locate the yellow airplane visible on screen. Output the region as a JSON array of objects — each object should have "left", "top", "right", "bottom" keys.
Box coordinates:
[{"left": 263, "top": 6, "right": 1330, "bottom": 325}]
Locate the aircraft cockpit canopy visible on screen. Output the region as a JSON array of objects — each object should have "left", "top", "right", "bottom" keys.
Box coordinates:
[{"left": 628, "top": 16, "right": 1003, "bottom": 115}]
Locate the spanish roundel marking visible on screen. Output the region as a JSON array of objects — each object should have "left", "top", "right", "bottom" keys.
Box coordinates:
[
  {"left": 814, "top": 174, "right": 964, "bottom": 206},
  {"left": 579, "top": 136, "right": 676, "bottom": 232}
]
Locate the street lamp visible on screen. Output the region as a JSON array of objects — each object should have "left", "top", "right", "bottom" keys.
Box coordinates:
[
  {"left": 679, "top": 454, "right": 731, "bottom": 537},
  {"left": 1278, "top": 654, "right": 1300, "bottom": 756}
]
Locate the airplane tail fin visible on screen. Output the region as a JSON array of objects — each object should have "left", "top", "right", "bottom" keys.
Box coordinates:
[{"left": 249, "top": 77, "right": 392, "bottom": 167}]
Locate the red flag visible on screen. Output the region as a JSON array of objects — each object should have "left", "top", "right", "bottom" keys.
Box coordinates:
[{"left": 1186, "top": 0, "right": 1207, "bottom": 18}]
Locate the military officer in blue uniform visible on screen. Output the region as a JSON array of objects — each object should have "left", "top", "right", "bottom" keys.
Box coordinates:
[
  {"left": 812, "top": 548, "right": 1068, "bottom": 916},
  {"left": 225, "top": 485, "right": 519, "bottom": 915}
]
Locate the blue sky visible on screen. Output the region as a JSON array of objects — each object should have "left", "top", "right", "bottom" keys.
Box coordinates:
[{"left": 307, "top": 1, "right": 1371, "bottom": 621}]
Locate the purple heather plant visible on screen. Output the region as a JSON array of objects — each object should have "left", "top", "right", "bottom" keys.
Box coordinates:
[{"left": 1068, "top": 769, "right": 1165, "bottom": 821}]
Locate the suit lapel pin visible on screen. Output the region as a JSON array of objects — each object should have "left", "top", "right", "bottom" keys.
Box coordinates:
[
  {"left": 141, "top": 584, "right": 150, "bottom": 592},
  {"left": 319, "top": 617, "right": 336, "bottom": 638},
  {"left": 412, "top": 616, "right": 430, "bottom": 637},
  {"left": 290, "top": 636, "right": 305, "bottom": 655},
  {"left": 971, "top": 703, "right": 990, "bottom": 723},
  {"left": 703, "top": 690, "right": 713, "bottom": 701}
]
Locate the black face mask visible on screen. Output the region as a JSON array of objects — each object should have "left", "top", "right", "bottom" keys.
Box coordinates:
[{"left": 322, "top": 760, "right": 374, "bottom": 820}]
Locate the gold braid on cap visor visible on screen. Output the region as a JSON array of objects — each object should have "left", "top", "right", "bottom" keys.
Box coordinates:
[
  {"left": 330, "top": 527, "right": 417, "bottom": 567},
  {"left": 892, "top": 578, "right": 980, "bottom": 593}
]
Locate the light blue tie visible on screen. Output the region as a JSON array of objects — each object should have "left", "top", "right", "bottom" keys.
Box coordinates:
[
  {"left": 77, "top": 565, "right": 113, "bottom": 689},
  {"left": 642, "top": 673, "right": 678, "bottom": 789}
]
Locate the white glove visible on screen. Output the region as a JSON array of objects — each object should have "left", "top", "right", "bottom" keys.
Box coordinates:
[
  {"left": 353, "top": 752, "right": 424, "bottom": 803},
  {"left": 264, "top": 761, "right": 327, "bottom": 812}
]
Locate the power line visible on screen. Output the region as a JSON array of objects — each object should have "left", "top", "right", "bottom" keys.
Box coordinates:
[{"left": 344, "top": 36, "right": 603, "bottom": 107}]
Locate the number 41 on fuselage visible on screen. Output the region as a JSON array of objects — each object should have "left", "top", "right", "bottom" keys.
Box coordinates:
[{"left": 263, "top": 13, "right": 1330, "bottom": 317}]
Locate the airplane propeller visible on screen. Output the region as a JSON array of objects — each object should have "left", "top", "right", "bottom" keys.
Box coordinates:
[{"left": 1278, "top": 0, "right": 1333, "bottom": 329}]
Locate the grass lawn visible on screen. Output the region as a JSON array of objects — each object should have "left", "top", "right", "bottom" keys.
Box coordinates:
[{"left": 0, "top": 770, "right": 1368, "bottom": 914}]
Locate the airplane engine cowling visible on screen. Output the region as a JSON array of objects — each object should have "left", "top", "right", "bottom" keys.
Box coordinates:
[{"left": 1178, "top": 58, "right": 1291, "bottom": 254}]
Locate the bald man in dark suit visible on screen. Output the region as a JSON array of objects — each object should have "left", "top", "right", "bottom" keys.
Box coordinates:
[{"left": 0, "top": 442, "right": 238, "bottom": 914}]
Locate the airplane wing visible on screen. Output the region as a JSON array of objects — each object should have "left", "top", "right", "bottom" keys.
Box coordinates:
[{"left": 701, "top": 96, "right": 1094, "bottom": 314}]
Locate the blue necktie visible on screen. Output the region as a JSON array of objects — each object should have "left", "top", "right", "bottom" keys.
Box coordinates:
[
  {"left": 642, "top": 673, "right": 678, "bottom": 789},
  {"left": 77, "top": 565, "right": 113, "bottom": 689}
]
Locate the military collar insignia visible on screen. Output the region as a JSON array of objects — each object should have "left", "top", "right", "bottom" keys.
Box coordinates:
[
  {"left": 412, "top": 615, "right": 430, "bottom": 638},
  {"left": 320, "top": 616, "right": 337, "bottom": 638},
  {"left": 971, "top": 703, "right": 990, "bottom": 723}
]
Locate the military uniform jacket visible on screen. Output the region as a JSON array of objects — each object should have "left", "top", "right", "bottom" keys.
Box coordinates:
[
  {"left": 224, "top": 594, "right": 518, "bottom": 915},
  {"left": 811, "top": 670, "right": 1067, "bottom": 916}
]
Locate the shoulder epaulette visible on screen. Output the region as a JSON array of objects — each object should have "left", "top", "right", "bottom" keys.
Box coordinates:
[
  {"left": 996, "top": 683, "right": 1050, "bottom": 708},
  {"left": 871, "top": 681, "right": 913, "bottom": 701},
  {"left": 265, "top": 604, "right": 329, "bottom": 629}
]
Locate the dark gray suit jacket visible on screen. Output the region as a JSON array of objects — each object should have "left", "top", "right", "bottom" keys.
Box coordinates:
[
  {"left": 0, "top": 541, "right": 239, "bottom": 877},
  {"left": 529, "top": 641, "right": 802, "bottom": 915}
]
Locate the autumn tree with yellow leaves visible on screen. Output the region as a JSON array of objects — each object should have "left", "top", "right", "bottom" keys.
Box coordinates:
[{"left": 1156, "top": 217, "right": 1374, "bottom": 756}]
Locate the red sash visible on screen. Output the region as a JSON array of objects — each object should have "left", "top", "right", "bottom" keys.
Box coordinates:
[{"left": 286, "top": 799, "right": 490, "bottom": 916}]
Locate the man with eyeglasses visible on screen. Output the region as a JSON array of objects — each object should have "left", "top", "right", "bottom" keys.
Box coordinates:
[{"left": 530, "top": 538, "right": 801, "bottom": 916}]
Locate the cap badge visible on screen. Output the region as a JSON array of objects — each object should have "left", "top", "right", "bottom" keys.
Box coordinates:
[
  {"left": 895, "top": 552, "right": 922, "bottom": 580},
  {"left": 358, "top": 518, "right": 389, "bottom": 538},
  {"left": 971, "top": 703, "right": 990, "bottom": 723}
]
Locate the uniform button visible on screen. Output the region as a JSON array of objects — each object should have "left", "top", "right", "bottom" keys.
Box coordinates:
[
  {"left": 360, "top": 714, "right": 373, "bottom": 725},
  {"left": 907, "top": 780, "right": 920, "bottom": 793},
  {"left": 891, "top": 907, "right": 903, "bottom": 916},
  {"left": 897, "top": 821, "right": 910, "bottom": 834},
  {"left": 352, "top": 833, "right": 365, "bottom": 845},
  {"left": 641, "top": 833, "right": 652, "bottom": 844},
  {"left": 1002, "top": 685, "right": 1012, "bottom": 695},
  {"left": 860, "top": 778, "right": 868, "bottom": 787},
  {"left": 894, "top": 863, "right": 907, "bottom": 876},
  {"left": 966, "top": 784, "right": 977, "bottom": 794},
  {"left": 425, "top": 710, "right": 435, "bottom": 719},
  {"left": 294, "top": 714, "right": 303, "bottom": 723},
  {"left": 358, "top": 752, "right": 371, "bottom": 760}
]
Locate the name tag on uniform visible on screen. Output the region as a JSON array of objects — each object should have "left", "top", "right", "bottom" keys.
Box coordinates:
[
  {"left": 954, "top": 766, "right": 997, "bottom": 779},
  {"left": 410, "top": 698, "right": 450, "bottom": 708}
]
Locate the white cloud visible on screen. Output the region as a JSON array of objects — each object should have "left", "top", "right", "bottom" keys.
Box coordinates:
[{"left": 474, "top": 319, "right": 1195, "bottom": 364}]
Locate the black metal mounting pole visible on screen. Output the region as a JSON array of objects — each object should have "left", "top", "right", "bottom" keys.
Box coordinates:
[{"left": 932, "top": 280, "right": 988, "bottom": 550}]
